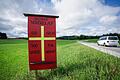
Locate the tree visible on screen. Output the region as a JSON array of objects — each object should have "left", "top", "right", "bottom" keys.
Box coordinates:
[{"left": 0, "top": 32, "right": 7, "bottom": 39}]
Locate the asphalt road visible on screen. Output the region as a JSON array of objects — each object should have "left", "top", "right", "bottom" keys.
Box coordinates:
[{"left": 79, "top": 41, "right": 120, "bottom": 58}]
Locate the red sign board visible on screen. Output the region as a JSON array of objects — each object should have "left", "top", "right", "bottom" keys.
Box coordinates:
[{"left": 24, "top": 13, "right": 59, "bottom": 70}]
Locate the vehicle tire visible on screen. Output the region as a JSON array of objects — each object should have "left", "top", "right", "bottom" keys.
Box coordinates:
[
  {"left": 103, "top": 43, "right": 108, "bottom": 47},
  {"left": 114, "top": 45, "right": 117, "bottom": 47},
  {"left": 103, "top": 43, "right": 106, "bottom": 47},
  {"left": 97, "top": 43, "right": 100, "bottom": 46}
]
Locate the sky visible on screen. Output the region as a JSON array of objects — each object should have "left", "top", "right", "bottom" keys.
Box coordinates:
[{"left": 0, "top": 0, "right": 120, "bottom": 37}]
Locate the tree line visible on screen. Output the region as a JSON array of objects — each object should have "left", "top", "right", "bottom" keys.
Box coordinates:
[
  {"left": 0, "top": 32, "right": 120, "bottom": 40},
  {"left": 57, "top": 33, "right": 120, "bottom": 40},
  {"left": 0, "top": 32, "right": 7, "bottom": 39}
]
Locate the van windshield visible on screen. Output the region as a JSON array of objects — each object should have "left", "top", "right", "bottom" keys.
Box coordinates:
[{"left": 108, "top": 36, "right": 118, "bottom": 40}]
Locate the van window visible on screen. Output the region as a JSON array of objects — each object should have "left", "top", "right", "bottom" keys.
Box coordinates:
[
  {"left": 104, "top": 37, "right": 107, "bottom": 40},
  {"left": 99, "top": 37, "right": 102, "bottom": 40},
  {"left": 99, "top": 37, "right": 103, "bottom": 40},
  {"left": 100, "top": 37, "right": 107, "bottom": 40},
  {"left": 108, "top": 36, "right": 118, "bottom": 40}
]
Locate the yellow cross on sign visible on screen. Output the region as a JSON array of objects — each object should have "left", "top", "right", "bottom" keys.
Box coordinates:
[{"left": 29, "top": 26, "right": 56, "bottom": 61}]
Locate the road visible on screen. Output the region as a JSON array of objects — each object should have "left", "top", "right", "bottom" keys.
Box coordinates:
[{"left": 79, "top": 41, "right": 120, "bottom": 58}]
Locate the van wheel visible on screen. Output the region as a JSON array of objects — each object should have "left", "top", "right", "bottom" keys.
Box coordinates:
[
  {"left": 97, "top": 43, "right": 100, "bottom": 46},
  {"left": 114, "top": 45, "right": 117, "bottom": 47},
  {"left": 103, "top": 43, "right": 106, "bottom": 46},
  {"left": 104, "top": 43, "right": 107, "bottom": 47}
]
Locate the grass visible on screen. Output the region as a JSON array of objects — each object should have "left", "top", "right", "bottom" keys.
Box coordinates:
[
  {"left": 82, "top": 39, "right": 98, "bottom": 43},
  {"left": 0, "top": 39, "right": 28, "bottom": 80},
  {"left": 57, "top": 40, "right": 76, "bottom": 46},
  {"left": 0, "top": 39, "right": 120, "bottom": 80},
  {"left": 0, "top": 39, "right": 27, "bottom": 44}
]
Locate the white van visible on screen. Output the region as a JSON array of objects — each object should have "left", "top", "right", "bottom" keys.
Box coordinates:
[{"left": 97, "top": 36, "right": 119, "bottom": 46}]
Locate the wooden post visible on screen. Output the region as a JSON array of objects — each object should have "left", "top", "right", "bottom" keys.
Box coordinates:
[
  {"left": 27, "top": 70, "right": 29, "bottom": 80},
  {"left": 50, "top": 69, "right": 54, "bottom": 76},
  {"left": 35, "top": 70, "right": 39, "bottom": 80}
]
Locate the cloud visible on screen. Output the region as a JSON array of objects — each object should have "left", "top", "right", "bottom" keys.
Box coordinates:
[
  {"left": 0, "top": 0, "right": 120, "bottom": 37},
  {"left": 0, "top": 0, "right": 35, "bottom": 37},
  {"left": 99, "top": 15, "right": 117, "bottom": 25},
  {"left": 0, "top": 0, "right": 55, "bottom": 38},
  {"left": 52, "top": 0, "right": 120, "bottom": 36}
]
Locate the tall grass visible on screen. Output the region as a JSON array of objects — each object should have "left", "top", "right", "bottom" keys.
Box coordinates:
[{"left": 0, "top": 39, "right": 120, "bottom": 80}]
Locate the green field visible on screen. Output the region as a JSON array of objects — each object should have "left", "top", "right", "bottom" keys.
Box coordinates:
[
  {"left": 0, "top": 39, "right": 120, "bottom": 80},
  {"left": 82, "top": 39, "right": 98, "bottom": 43}
]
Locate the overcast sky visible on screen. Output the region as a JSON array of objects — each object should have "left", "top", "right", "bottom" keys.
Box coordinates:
[{"left": 0, "top": 0, "right": 120, "bottom": 37}]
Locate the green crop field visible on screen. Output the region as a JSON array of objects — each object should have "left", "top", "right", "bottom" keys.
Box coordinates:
[
  {"left": 0, "top": 39, "right": 120, "bottom": 80},
  {"left": 82, "top": 39, "right": 98, "bottom": 43}
]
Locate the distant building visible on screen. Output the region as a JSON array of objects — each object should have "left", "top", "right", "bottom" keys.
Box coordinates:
[{"left": 0, "top": 32, "right": 7, "bottom": 39}]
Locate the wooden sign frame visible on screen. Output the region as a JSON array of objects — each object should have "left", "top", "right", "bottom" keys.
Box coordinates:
[{"left": 24, "top": 13, "right": 59, "bottom": 70}]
